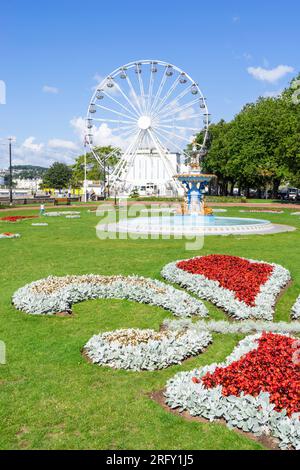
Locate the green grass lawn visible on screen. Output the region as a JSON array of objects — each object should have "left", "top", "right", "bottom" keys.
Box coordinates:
[{"left": 0, "top": 206, "right": 299, "bottom": 450}]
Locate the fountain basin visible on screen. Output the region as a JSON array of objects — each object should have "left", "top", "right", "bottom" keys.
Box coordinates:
[{"left": 99, "top": 215, "right": 296, "bottom": 236}]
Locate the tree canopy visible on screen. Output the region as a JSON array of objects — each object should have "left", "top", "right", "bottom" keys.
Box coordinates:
[
  {"left": 71, "top": 146, "right": 121, "bottom": 188},
  {"left": 42, "top": 162, "right": 72, "bottom": 190},
  {"left": 194, "top": 74, "right": 300, "bottom": 196}
]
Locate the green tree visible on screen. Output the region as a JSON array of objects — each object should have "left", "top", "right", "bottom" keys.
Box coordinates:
[
  {"left": 42, "top": 162, "right": 72, "bottom": 191},
  {"left": 72, "top": 146, "right": 121, "bottom": 183},
  {"left": 192, "top": 73, "right": 300, "bottom": 197}
]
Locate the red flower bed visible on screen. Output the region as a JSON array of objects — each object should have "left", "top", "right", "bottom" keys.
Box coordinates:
[
  {"left": 201, "top": 332, "right": 300, "bottom": 416},
  {"left": 177, "top": 255, "right": 274, "bottom": 306},
  {"left": 0, "top": 216, "right": 38, "bottom": 223}
]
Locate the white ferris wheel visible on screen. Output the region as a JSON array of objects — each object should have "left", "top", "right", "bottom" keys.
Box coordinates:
[{"left": 86, "top": 60, "right": 210, "bottom": 193}]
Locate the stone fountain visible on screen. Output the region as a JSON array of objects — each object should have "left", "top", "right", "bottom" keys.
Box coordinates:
[{"left": 175, "top": 145, "right": 215, "bottom": 216}]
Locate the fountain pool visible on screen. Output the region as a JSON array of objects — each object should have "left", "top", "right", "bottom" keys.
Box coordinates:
[{"left": 99, "top": 214, "right": 296, "bottom": 237}]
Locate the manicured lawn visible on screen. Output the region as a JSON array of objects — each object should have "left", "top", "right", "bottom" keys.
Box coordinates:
[{"left": 0, "top": 206, "right": 299, "bottom": 450}]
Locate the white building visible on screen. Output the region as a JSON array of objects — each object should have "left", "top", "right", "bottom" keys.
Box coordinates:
[
  {"left": 15, "top": 178, "right": 42, "bottom": 192},
  {"left": 124, "top": 148, "right": 182, "bottom": 196}
]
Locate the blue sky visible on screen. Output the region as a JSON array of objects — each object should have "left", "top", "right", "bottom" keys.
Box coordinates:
[{"left": 0, "top": 0, "right": 299, "bottom": 167}]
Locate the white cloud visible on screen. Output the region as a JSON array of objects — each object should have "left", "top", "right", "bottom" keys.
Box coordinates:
[
  {"left": 247, "top": 65, "right": 294, "bottom": 83},
  {"left": 22, "top": 137, "right": 44, "bottom": 152},
  {"left": 48, "top": 139, "right": 78, "bottom": 150},
  {"left": 70, "top": 116, "right": 87, "bottom": 142},
  {"left": 71, "top": 116, "right": 134, "bottom": 150},
  {"left": 8, "top": 136, "right": 77, "bottom": 167},
  {"left": 42, "top": 85, "right": 59, "bottom": 94}
]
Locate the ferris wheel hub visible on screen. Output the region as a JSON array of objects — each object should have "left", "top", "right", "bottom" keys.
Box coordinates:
[{"left": 137, "top": 115, "right": 152, "bottom": 130}]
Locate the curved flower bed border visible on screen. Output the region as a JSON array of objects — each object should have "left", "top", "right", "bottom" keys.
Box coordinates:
[
  {"left": 84, "top": 327, "right": 212, "bottom": 371},
  {"left": 161, "top": 256, "right": 291, "bottom": 321},
  {"left": 165, "top": 333, "right": 300, "bottom": 450},
  {"left": 292, "top": 295, "right": 300, "bottom": 320},
  {"left": 44, "top": 211, "right": 81, "bottom": 217},
  {"left": 0, "top": 232, "right": 20, "bottom": 239},
  {"left": 163, "top": 318, "right": 300, "bottom": 335},
  {"left": 12, "top": 275, "right": 208, "bottom": 318}
]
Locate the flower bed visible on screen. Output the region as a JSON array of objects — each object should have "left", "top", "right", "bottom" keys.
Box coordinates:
[
  {"left": 84, "top": 327, "right": 212, "bottom": 371},
  {"left": 0, "top": 232, "right": 20, "bottom": 239},
  {"left": 0, "top": 216, "right": 38, "bottom": 223},
  {"left": 292, "top": 295, "right": 300, "bottom": 320},
  {"left": 12, "top": 275, "right": 208, "bottom": 317},
  {"left": 161, "top": 255, "right": 291, "bottom": 320},
  {"left": 165, "top": 333, "right": 300, "bottom": 449}
]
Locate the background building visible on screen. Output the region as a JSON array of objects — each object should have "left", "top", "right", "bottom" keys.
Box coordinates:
[{"left": 124, "top": 148, "right": 182, "bottom": 196}]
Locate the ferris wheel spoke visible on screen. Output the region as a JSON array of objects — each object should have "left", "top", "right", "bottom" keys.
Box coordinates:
[
  {"left": 95, "top": 103, "right": 137, "bottom": 121},
  {"left": 100, "top": 89, "right": 140, "bottom": 119},
  {"left": 92, "top": 117, "right": 135, "bottom": 125},
  {"left": 117, "top": 127, "right": 140, "bottom": 142},
  {"left": 158, "top": 97, "right": 201, "bottom": 121},
  {"left": 152, "top": 127, "right": 192, "bottom": 161},
  {"left": 117, "top": 124, "right": 137, "bottom": 133},
  {"left": 146, "top": 65, "right": 155, "bottom": 114},
  {"left": 136, "top": 70, "right": 147, "bottom": 114},
  {"left": 159, "top": 114, "right": 202, "bottom": 124},
  {"left": 111, "top": 130, "right": 141, "bottom": 178},
  {"left": 149, "top": 67, "right": 168, "bottom": 115},
  {"left": 94, "top": 147, "right": 120, "bottom": 170},
  {"left": 91, "top": 153, "right": 105, "bottom": 169},
  {"left": 154, "top": 85, "right": 193, "bottom": 119},
  {"left": 112, "top": 80, "right": 141, "bottom": 118},
  {"left": 125, "top": 75, "right": 144, "bottom": 115},
  {"left": 152, "top": 75, "right": 181, "bottom": 118},
  {"left": 153, "top": 126, "right": 193, "bottom": 144},
  {"left": 159, "top": 124, "right": 201, "bottom": 132}
]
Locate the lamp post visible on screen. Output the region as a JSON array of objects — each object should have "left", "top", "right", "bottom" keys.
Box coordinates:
[
  {"left": 103, "top": 154, "right": 106, "bottom": 200},
  {"left": 9, "top": 138, "right": 13, "bottom": 205},
  {"left": 107, "top": 164, "right": 110, "bottom": 199},
  {"left": 0, "top": 137, "right": 15, "bottom": 205}
]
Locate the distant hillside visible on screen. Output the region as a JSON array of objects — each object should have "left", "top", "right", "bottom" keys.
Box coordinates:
[{"left": 12, "top": 165, "right": 48, "bottom": 179}]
